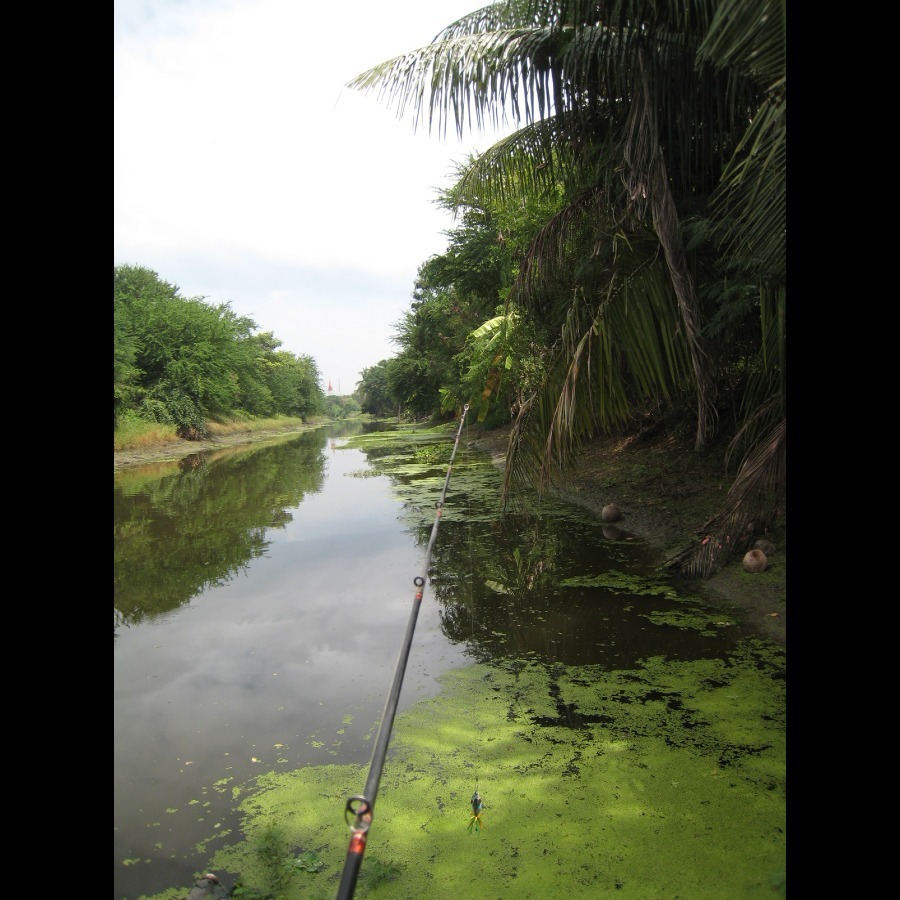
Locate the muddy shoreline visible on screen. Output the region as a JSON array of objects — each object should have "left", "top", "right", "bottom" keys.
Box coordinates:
[
  {"left": 113, "top": 424, "right": 322, "bottom": 472},
  {"left": 468, "top": 426, "right": 786, "bottom": 646}
]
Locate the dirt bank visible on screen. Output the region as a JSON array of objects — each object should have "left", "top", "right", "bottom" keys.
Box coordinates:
[
  {"left": 468, "top": 424, "right": 786, "bottom": 646},
  {"left": 113, "top": 424, "right": 320, "bottom": 473}
]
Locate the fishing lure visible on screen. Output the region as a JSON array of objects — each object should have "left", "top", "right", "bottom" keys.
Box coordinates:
[{"left": 467, "top": 789, "right": 484, "bottom": 833}]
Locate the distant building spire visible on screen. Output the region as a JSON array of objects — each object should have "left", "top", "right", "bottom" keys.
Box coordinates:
[{"left": 327, "top": 380, "right": 333, "bottom": 392}]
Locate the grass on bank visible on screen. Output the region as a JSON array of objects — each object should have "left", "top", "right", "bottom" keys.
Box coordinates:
[{"left": 114, "top": 412, "right": 312, "bottom": 453}]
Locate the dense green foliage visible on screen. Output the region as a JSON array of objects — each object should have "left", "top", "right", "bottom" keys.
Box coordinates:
[
  {"left": 356, "top": 360, "right": 398, "bottom": 418},
  {"left": 350, "top": 0, "right": 786, "bottom": 577},
  {"left": 114, "top": 265, "right": 326, "bottom": 435},
  {"left": 322, "top": 392, "right": 362, "bottom": 420}
]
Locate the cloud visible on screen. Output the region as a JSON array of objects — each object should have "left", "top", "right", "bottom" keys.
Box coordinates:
[{"left": 115, "top": 0, "right": 508, "bottom": 393}]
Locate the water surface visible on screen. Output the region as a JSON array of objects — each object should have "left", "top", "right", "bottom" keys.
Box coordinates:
[{"left": 114, "top": 419, "right": 776, "bottom": 899}]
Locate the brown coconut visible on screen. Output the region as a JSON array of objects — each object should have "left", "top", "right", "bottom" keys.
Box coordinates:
[
  {"left": 742, "top": 548, "right": 769, "bottom": 573},
  {"left": 601, "top": 503, "right": 622, "bottom": 522}
]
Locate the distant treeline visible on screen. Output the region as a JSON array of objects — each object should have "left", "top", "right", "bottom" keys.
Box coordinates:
[{"left": 114, "top": 264, "right": 338, "bottom": 436}]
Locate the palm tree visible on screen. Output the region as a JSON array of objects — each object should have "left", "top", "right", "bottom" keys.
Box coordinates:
[{"left": 349, "top": 0, "right": 785, "bottom": 577}]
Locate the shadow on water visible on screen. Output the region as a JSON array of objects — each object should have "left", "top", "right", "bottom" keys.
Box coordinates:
[{"left": 430, "top": 512, "right": 745, "bottom": 669}]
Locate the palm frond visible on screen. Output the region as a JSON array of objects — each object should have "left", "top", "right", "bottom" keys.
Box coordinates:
[
  {"left": 622, "top": 52, "right": 717, "bottom": 448},
  {"left": 727, "top": 281, "right": 785, "bottom": 465},
  {"left": 348, "top": 1, "right": 756, "bottom": 180},
  {"left": 697, "top": 0, "right": 785, "bottom": 85},
  {"left": 711, "top": 93, "right": 786, "bottom": 277},
  {"left": 347, "top": 28, "right": 564, "bottom": 139},
  {"left": 451, "top": 117, "right": 575, "bottom": 207},
  {"left": 513, "top": 185, "right": 613, "bottom": 294},
  {"left": 700, "top": 0, "right": 786, "bottom": 279},
  {"left": 501, "top": 257, "right": 696, "bottom": 507},
  {"left": 665, "top": 279, "right": 785, "bottom": 579}
]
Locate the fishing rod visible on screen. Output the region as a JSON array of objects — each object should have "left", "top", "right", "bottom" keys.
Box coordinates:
[{"left": 335, "top": 404, "right": 470, "bottom": 900}]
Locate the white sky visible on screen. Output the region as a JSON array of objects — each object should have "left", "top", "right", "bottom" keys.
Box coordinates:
[{"left": 114, "top": 0, "right": 511, "bottom": 396}]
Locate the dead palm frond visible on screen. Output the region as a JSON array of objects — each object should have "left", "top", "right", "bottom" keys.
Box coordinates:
[
  {"left": 502, "top": 257, "right": 695, "bottom": 507},
  {"left": 664, "top": 416, "right": 784, "bottom": 578}
]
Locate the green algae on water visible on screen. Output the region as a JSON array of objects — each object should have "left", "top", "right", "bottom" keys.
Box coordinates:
[
  {"left": 141, "top": 427, "right": 785, "bottom": 898},
  {"left": 202, "top": 640, "right": 785, "bottom": 899},
  {"left": 560, "top": 571, "right": 678, "bottom": 597}
]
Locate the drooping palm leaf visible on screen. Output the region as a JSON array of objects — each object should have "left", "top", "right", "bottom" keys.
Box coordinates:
[
  {"left": 502, "top": 255, "right": 696, "bottom": 506},
  {"left": 711, "top": 94, "right": 786, "bottom": 277}
]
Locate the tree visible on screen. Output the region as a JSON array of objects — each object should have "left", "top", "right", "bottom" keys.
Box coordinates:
[
  {"left": 115, "top": 266, "right": 255, "bottom": 434},
  {"left": 356, "top": 361, "right": 399, "bottom": 417},
  {"left": 114, "top": 297, "right": 141, "bottom": 427},
  {"left": 349, "top": 0, "right": 785, "bottom": 577},
  {"left": 323, "top": 393, "right": 361, "bottom": 420},
  {"left": 390, "top": 245, "right": 504, "bottom": 420},
  {"left": 266, "top": 350, "right": 325, "bottom": 419},
  {"left": 114, "top": 265, "right": 327, "bottom": 430}
]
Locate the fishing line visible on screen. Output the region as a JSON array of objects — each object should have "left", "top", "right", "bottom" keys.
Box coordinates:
[
  {"left": 336, "top": 404, "right": 470, "bottom": 900},
  {"left": 462, "top": 426, "right": 486, "bottom": 834}
]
